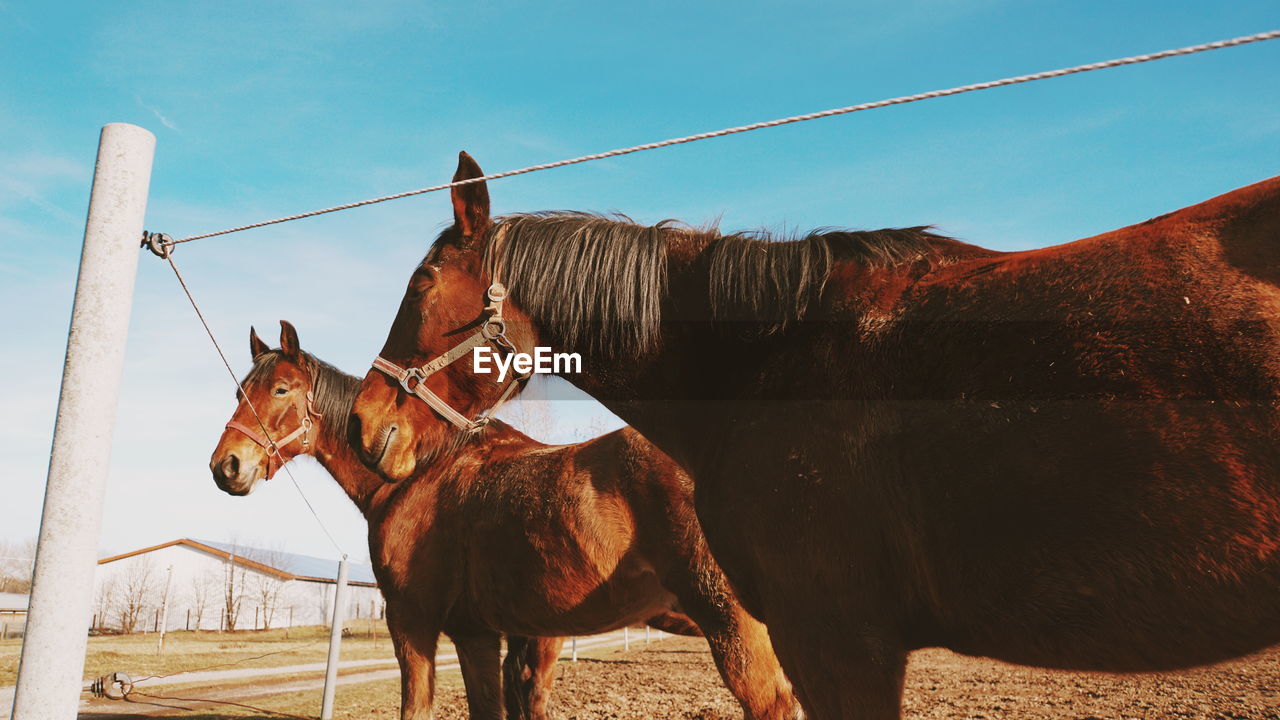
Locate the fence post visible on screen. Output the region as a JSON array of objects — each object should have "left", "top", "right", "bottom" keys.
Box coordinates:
[
  {"left": 571, "top": 637, "right": 577, "bottom": 662},
  {"left": 11, "top": 123, "right": 154, "bottom": 720},
  {"left": 320, "top": 558, "right": 349, "bottom": 720},
  {"left": 157, "top": 565, "right": 173, "bottom": 653},
  {"left": 624, "top": 626, "right": 629, "bottom": 651}
]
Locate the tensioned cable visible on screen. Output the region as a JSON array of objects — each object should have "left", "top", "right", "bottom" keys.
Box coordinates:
[
  {"left": 160, "top": 30, "right": 1279, "bottom": 249},
  {"left": 163, "top": 252, "right": 347, "bottom": 559},
  {"left": 129, "top": 640, "right": 324, "bottom": 684}
]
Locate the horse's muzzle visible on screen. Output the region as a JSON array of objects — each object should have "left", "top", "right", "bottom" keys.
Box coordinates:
[{"left": 210, "top": 453, "right": 256, "bottom": 496}]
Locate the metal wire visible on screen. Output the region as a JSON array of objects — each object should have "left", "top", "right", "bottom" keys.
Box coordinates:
[
  {"left": 160, "top": 29, "right": 1280, "bottom": 248},
  {"left": 129, "top": 640, "right": 324, "bottom": 684},
  {"left": 163, "top": 251, "right": 348, "bottom": 559},
  {"left": 124, "top": 689, "right": 316, "bottom": 719}
]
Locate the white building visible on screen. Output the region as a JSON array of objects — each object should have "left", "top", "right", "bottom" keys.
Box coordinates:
[
  {"left": 0, "top": 592, "right": 27, "bottom": 639},
  {"left": 93, "top": 539, "right": 383, "bottom": 632}
]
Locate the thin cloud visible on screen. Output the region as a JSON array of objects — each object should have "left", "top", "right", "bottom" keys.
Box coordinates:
[
  {"left": 0, "top": 152, "right": 87, "bottom": 226},
  {"left": 135, "top": 95, "right": 179, "bottom": 132}
]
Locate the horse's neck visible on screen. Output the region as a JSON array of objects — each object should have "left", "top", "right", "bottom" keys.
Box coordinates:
[
  {"left": 553, "top": 238, "right": 745, "bottom": 469},
  {"left": 301, "top": 370, "right": 386, "bottom": 515},
  {"left": 310, "top": 433, "right": 384, "bottom": 516}
]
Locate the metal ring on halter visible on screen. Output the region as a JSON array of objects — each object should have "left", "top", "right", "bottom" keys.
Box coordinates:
[
  {"left": 399, "top": 367, "right": 427, "bottom": 394},
  {"left": 299, "top": 415, "right": 313, "bottom": 446},
  {"left": 481, "top": 318, "right": 507, "bottom": 341},
  {"left": 486, "top": 282, "right": 507, "bottom": 302}
]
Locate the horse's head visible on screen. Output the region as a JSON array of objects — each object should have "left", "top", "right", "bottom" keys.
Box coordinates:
[
  {"left": 210, "top": 320, "right": 322, "bottom": 495},
  {"left": 351, "top": 152, "right": 536, "bottom": 482}
]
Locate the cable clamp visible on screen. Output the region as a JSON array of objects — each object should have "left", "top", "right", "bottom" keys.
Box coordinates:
[{"left": 141, "top": 231, "right": 173, "bottom": 259}]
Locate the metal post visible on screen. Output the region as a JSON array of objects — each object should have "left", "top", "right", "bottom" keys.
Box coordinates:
[
  {"left": 157, "top": 565, "right": 173, "bottom": 653},
  {"left": 624, "top": 626, "right": 629, "bottom": 651},
  {"left": 571, "top": 637, "right": 577, "bottom": 662},
  {"left": 320, "top": 558, "right": 349, "bottom": 720},
  {"left": 11, "top": 123, "right": 154, "bottom": 720}
]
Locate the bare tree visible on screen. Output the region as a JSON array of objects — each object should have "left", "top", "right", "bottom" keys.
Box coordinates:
[
  {"left": 93, "top": 577, "right": 117, "bottom": 631},
  {"left": 0, "top": 538, "right": 36, "bottom": 594},
  {"left": 116, "top": 558, "right": 156, "bottom": 633},
  {"left": 187, "top": 569, "right": 219, "bottom": 631},
  {"left": 314, "top": 583, "right": 333, "bottom": 627},
  {"left": 239, "top": 543, "right": 292, "bottom": 630},
  {"left": 223, "top": 552, "right": 247, "bottom": 631}
]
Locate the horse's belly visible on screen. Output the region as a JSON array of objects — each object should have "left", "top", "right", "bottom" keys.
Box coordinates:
[
  {"left": 476, "top": 552, "right": 679, "bottom": 637},
  {"left": 942, "top": 578, "right": 1280, "bottom": 672}
]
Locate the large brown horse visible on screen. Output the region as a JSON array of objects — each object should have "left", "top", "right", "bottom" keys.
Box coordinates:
[
  {"left": 351, "top": 152, "right": 1280, "bottom": 719},
  {"left": 210, "top": 322, "right": 798, "bottom": 720}
]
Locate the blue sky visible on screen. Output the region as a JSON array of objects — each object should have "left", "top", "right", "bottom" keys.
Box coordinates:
[{"left": 2, "top": 1, "right": 1277, "bottom": 561}]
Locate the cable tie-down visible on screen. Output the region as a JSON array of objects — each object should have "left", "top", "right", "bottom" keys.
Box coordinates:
[
  {"left": 89, "top": 672, "right": 133, "bottom": 700},
  {"left": 141, "top": 231, "right": 173, "bottom": 259}
]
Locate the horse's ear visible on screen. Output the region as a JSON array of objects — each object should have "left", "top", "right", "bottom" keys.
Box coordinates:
[
  {"left": 279, "top": 320, "right": 300, "bottom": 359},
  {"left": 249, "top": 326, "right": 269, "bottom": 359},
  {"left": 451, "top": 151, "right": 490, "bottom": 242}
]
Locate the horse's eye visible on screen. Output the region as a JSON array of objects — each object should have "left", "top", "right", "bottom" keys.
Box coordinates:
[
  {"left": 273, "top": 386, "right": 288, "bottom": 397},
  {"left": 410, "top": 265, "right": 440, "bottom": 295}
]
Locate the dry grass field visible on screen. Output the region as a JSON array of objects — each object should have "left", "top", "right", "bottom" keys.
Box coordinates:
[{"left": 0, "top": 622, "right": 400, "bottom": 688}]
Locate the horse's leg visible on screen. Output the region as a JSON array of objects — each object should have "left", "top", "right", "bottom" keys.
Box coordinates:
[
  {"left": 502, "top": 635, "right": 565, "bottom": 720},
  {"left": 453, "top": 630, "right": 503, "bottom": 720},
  {"left": 386, "top": 601, "right": 440, "bottom": 720},
  {"left": 664, "top": 566, "right": 803, "bottom": 720}
]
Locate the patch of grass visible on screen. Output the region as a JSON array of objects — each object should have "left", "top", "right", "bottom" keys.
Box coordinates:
[
  {"left": 0, "top": 621, "right": 401, "bottom": 687},
  {"left": 86, "top": 636, "right": 640, "bottom": 718}
]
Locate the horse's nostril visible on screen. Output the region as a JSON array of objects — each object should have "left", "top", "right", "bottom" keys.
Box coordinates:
[{"left": 224, "top": 454, "right": 240, "bottom": 478}]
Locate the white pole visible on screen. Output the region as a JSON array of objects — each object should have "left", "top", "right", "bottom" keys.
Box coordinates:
[
  {"left": 571, "top": 636, "right": 577, "bottom": 662},
  {"left": 320, "top": 558, "right": 349, "bottom": 720},
  {"left": 624, "top": 626, "right": 629, "bottom": 651},
  {"left": 11, "top": 123, "right": 154, "bottom": 720},
  {"left": 157, "top": 565, "right": 173, "bottom": 654},
  {"left": 646, "top": 625, "right": 651, "bottom": 645}
]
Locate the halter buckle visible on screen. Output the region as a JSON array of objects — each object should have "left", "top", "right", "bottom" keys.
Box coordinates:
[{"left": 399, "top": 367, "right": 427, "bottom": 394}]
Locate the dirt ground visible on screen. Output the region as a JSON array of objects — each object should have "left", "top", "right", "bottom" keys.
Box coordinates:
[{"left": 421, "top": 636, "right": 1280, "bottom": 720}]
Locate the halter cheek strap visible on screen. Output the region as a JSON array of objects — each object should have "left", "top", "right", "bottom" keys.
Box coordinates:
[
  {"left": 371, "top": 282, "right": 531, "bottom": 433},
  {"left": 225, "top": 390, "right": 322, "bottom": 479}
]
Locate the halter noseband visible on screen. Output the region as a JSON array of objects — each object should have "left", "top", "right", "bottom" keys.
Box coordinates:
[
  {"left": 225, "top": 389, "right": 322, "bottom": 479},
  {"left": 371, "top": 282, "right": 530, "bottom": 433}
]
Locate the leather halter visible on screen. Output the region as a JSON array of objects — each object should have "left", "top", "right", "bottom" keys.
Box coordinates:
[
  {"left": 225, "top": 389, "right": 322, "bottom": 479},
  {"left": 371, "top": 282, "right": 530, "bottom": 433}
]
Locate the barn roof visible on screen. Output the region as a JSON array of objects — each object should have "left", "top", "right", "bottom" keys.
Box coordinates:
[{"left": 97, "top": 538, "right": 378, "bottom": 587}]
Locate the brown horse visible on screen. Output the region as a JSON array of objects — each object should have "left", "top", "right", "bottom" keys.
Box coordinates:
[
  {"left": 351, "top": 152, "right": 1280, "bottom": 719},
  {"left": 210, "top": 322, "right": 798, "bottom": 720}
]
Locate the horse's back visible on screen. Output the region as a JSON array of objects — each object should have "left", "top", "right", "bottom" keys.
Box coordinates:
[{"left": 884, "top": 176, "right": 1280, "bottom": 670}]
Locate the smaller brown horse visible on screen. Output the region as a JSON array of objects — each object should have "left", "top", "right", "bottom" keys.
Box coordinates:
[{"left": 210, "top": 322, "right": 798, "bottom": 720}]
